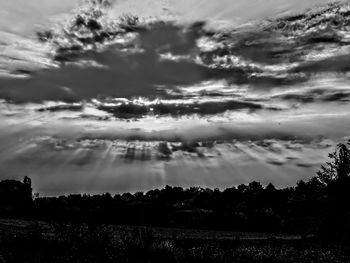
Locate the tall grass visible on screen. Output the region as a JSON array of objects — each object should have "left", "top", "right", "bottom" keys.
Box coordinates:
[{"left": 0, "top": 223, "right": 348, "bottom": 262}]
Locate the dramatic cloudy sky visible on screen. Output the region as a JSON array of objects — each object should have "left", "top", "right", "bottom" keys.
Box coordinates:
[{"left": 0, "top": 0, "right": 349, "bottom": 195}]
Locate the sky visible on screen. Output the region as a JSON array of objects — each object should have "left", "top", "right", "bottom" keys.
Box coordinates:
[{"left": 0, "top": 0, "right": 349, "bottom": 195}]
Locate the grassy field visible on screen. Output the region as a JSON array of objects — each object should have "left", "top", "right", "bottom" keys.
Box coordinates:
[
  {"left": 0, "top": 219, "right": 304, "bottom": 241},
  {"left": 0, "top": 218, "right": 349, "bottom": 263}
]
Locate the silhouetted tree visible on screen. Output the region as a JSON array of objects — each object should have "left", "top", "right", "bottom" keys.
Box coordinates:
[
  {"left": 317, "top": 140, "right": 350, "bottom": 185},
  {"left": 0, "top": 177, "right": 33, "bottom": 217},
  {"left": 23, "top": 176, "right": 32, "bottom": 201}
]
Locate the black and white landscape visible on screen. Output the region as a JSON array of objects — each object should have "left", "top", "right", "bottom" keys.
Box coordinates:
[{"left": 0, "top": 0, "right": 350, "bottom": 262}]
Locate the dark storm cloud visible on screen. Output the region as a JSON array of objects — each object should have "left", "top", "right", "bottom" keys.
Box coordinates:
[
  {"left": 273, "top": 88, "right": 350, "bottom": 104},
  {"left": 291, "top": 54, "right": 350, "bottom": 74},
  {"left": 323, "top": 91, "right": 350, "bottom": 102},
  {"left": 136, "top": 21, "right": 207, "bottom": 56},
  {"left": 0, "top": 16, "right": 245, "bottom": 103},
  {"left": 95, "top": 99, "right": 280, "bottom": 119},
  {"left": 37, "top": 104, "right": 84, "bottom": 112},
  {"left": 0, "top": 48, "right": 245, "bottom": 103},
  {"left": 0, "top": 1, "right": 349, "bottom": 105}
]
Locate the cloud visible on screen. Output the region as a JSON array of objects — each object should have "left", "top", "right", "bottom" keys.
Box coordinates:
[
  {"left": 273, "top": 87, "right": 350, "bottom": 104},
  {"left": 1, "top": 0, "right": 350, "bottom": 196},
  {"left": 0, "top": 31, "right": 56, "bottom": 78},
  {"left": 1, "top": 1, "right": 350, "bottom": 104},
  {"left": 94, "top": 98, "right": 280, "bottom": 119},
  {"left": 37, "top": 103, "right": 84, "bottom": 113},
  {"left": 0, "top": 135, "right": 331, "bottom": 188}
]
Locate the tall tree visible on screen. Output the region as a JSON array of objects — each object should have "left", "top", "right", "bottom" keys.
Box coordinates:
[{"left": 317, "top": 140, "right": 350, "bottom": 185}]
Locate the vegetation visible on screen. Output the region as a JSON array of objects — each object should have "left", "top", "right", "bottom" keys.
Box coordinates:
[{"left": 0, "top": 221, "right": 349, "bottom": 263}]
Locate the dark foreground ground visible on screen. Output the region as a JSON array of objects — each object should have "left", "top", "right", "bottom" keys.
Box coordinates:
[{"left": 0, "top": 219, "right": 349, "bottom": 263}]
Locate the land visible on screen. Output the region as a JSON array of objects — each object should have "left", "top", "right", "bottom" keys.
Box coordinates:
[{"left": 0, "top": 218, "right": 348, "bottom": 263}]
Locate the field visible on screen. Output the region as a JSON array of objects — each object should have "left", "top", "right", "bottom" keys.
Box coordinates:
[{"left": 0, "top": 219, "right": 349, "bottom": 263}]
